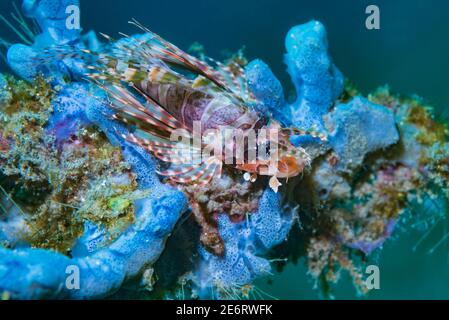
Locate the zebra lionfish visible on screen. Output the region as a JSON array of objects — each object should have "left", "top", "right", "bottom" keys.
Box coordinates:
[{"left": 81, "top": 21, "right": 327, "bottom": 193}]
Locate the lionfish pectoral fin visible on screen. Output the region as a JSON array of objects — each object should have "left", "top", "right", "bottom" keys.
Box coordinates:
[
  {"left": 98, "top": 81, "right": 185, "bottom": 133},
  {"left": 128, "top": 19, "right": 228, "bottom": 88},
  {"left": 157, "top": 156, "right": 222, "bottom": 185},
  {"left": 126, "top": 19, "right": 251, "bottom": 104},
  {"left": 203, "top": 56, "right": 252, "bottom": 100}
]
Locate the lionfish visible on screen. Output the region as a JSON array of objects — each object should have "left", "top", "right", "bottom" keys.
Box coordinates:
[{"left": 75, "top": 21, "right": 327, "bottom": 194}]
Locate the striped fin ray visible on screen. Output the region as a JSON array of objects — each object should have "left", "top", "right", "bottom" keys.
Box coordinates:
[
  {"left": 81, "top": 28, "right": 252, "bottom": 112},
  {"left": 87, "top": 44, "right": 216, "bottom": 103},
  {"left": 126, "top": 131, "right": 200, "bottom": 165},
  {"left": 128, "top": 19, "right": 228, "bottom": 88},
  {"left": 96, "top": 81, "right": 185, "bottom": 135},
  {"left": 99, "top": 81, "right": 202, "bottom": 166},
  {"left": 205, "top": 56, "right": 253, "bottom": 101},
  {"left": 76, "top": 37, "right": 204, "bottom": 97},
  {"left": 157, "top": 157, "right": 222, "bottom": 185},
  {"left": 96, "top": 72, "right": 224, "bottom": 185},
  {"left": 126, "top": 19, "right": 251, "bottom": 103}
]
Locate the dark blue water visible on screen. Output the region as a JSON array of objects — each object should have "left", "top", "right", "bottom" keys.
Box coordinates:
[{"left": 1, "top": 0, "right": 449, "bottom": 299}]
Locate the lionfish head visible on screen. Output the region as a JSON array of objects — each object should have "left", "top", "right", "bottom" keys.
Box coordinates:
[{"left": 275, "top": 145, "right": 311, "bottom": 179}]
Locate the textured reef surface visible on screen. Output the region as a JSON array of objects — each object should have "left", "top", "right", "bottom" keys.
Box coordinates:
[{"left": 1, "top": 0, "right": 449, "bottom": 299}]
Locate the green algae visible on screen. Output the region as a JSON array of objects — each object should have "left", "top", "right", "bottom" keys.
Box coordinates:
[{"left": 0, "top": 76, "right": 146, "bottom": 253}]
